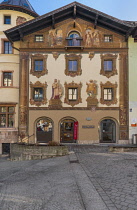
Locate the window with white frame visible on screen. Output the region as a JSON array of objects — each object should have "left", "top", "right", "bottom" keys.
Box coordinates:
[
  {"left": 68, "top": 88, "right": 77, "bottom": 100},
  {"left": 104, "top": 35, "right": 113, "bottom": 42},
  {"left": 104, "top": 88, "right": 113, "bottom": 101},
  {"left": 35, "top": 35, "right": 43, "bottom": 42},
  {"left": 3, "top": 72, "right": 12, "bottom": 87},
  {"left": 0, "top": 106, "right": 14, "bottom": 127}
]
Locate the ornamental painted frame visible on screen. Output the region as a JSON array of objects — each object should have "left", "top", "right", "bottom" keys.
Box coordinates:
[
  {"left": 30, "top": 54, "right": 48, "bottom": 78},
  {"left": 64, "top": 81, "right": 82, "bottom": 107},
  {"left": 65, "top": 54, "right": 82, "bottom": 77},
  {"left": 100, "top": 54, "right": 118, "bottom": 78},
  {"left": 100, "top": 81, "right": 118, "bottom": 106},
  {"left": 30, "top": 81, "right": 47, "bottom": 107}
]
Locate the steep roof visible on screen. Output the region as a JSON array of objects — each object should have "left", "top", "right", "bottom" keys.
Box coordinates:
[
  {"left": 0, "top": 0, "right": 38, "bottom": 17},
  {"left": 4, "top": 1, "right": 135, "bottom": 42}
]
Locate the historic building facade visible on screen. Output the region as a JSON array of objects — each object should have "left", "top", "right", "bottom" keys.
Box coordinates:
[
  {"left": 3, "top": 2, "right": 137, "bottom": 147},
  {"left": 0, "top": 0, "right": 38, "bottom": 154}
]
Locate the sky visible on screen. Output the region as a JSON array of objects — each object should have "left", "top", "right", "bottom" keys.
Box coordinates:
[{"left": 28, "top": 0, "right": 137, "bottom": 21}]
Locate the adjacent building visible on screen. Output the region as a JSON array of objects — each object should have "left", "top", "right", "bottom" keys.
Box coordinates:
[
  {"left": 4, "top": 2, "right": 135, "bottom": 146},
  {"left": 0, "top": 0, "right": 38, "bottom": 154}
]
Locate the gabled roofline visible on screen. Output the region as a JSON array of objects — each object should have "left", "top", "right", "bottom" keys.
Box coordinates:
[
  {"left": 4, "top": 1, "right": 135, "bottom": 42},
  {"left": 0, "top": 4, "right": 39, "bottom": 17}
]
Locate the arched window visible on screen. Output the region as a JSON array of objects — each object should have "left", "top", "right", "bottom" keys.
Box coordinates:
[
  {"left": 36, "top": 117, "right": 53, "bottom": 143},
  {"left": 67, "top": 31, "right": 82, "bottom": 46}
]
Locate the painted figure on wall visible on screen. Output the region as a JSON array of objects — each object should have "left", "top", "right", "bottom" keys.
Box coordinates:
[
  {"left": 56, "top": 29, "right": 63, "bottom": 45},
  {"left": 49, "top": 29, "right": 56, "bottom": 46},
  {"left": 85, "top": 29, "right": 92, "bottom": 46},
  {"left": 85, "top": 28, "right": 100, "bottom": 47},
  {"left": 51, "top": 79, "right": 63, "bottom": 99},
  {"left": 16, "top": 16, "right": 27, "bottom": 25},
  {"left": 86, "top": 80, "right": 97, "bottom": 97},
  {"left": 48, "top": 29, "right": 63, "bottom": 46},
  {"left": 93, "top": 30, "right": 100, "bottom": 46}
]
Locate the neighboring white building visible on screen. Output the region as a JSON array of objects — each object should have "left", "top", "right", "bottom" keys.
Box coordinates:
[{"left": 0, "top": 0, "right": 38, "bottom": 154}]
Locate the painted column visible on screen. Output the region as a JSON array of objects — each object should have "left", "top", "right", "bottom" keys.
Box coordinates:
[
  {"left": 119, "top": 52, "right": 129, "bottom": 142},
  {"left": 19, "top": 52, "right": 29, "bottom": 139}
]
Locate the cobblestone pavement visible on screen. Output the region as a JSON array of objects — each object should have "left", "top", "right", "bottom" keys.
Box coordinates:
[
  {"left": 73, "top": 145, "right": 137, "bottom": 210},
  {"left": 1, "top": 145, "right": 137, "bottom": 210}
]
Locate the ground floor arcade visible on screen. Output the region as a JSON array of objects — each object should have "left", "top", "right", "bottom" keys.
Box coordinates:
[{"left": 28, "top": 109, "right": 128, "bottom": 145}]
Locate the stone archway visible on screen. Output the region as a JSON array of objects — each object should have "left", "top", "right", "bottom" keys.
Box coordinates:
[
  {"left": 36, "top": 117, "right": 53, "bottom": 143},
  {"left": 100, "top": 119, "right": 116, "bottom": 143}
]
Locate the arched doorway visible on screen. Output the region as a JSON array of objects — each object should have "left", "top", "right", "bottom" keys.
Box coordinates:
[
  {"left": 36, "top": 117, "right": 53, "bottom": 143},
  {"left": 60, "top": 118, "right": 78, "bottom": 143},
  {"left": 100, "top": 119, "right": 116, "bottom": 143}
]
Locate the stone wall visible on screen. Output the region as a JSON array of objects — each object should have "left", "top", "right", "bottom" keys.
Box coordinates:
[{"left": 10, "top": 144, "right": 69, "bottom": 161}]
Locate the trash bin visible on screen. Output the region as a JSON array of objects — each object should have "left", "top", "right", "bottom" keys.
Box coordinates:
[{"left": 132, "top": 134, "right": 137, "bottom": 144}]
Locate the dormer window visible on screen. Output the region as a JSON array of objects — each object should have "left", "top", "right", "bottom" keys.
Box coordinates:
[{"left": 66, "top": 32, "right": 82, "bottom": 46}]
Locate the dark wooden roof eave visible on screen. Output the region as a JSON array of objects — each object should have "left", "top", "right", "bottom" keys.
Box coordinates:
[{"left": 4, "top": 1, "right": 135, "bottom": 42}]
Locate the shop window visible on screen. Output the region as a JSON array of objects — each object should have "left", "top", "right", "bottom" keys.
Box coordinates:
[
  {"left": 4, "top": 16, "right": 11, "bottom": 24},
  {"left": 3, "top": 72, "right": 13, "bottom": 87},
  {"left": 3, "top": 41, "right": 12, "bottom": 54},
  {"left": 100, "top": 54, "right": 117, "bottom": 78},
  {"left": 30, "top": 54, "right": 48, "bottom": 78},
  {"left": 35, "top": 35, "right": 43, "bottom": 42},
  {"left": 66, "top": 31, "right": 82, "bottom": 46},
  {"left": 64, "top": 81, "right": 82, "bottom": 107},
  {"left": 104, "top": 35, "right": 113, "bottom": 42},
  {"left": 30, "top": 81, "right": 47, "bottom": 107},
  {"left": 0, "top": 106, "right": 14, "bottom": 128},
  {"left": 65, "top": 54, "right": 82, "bottom": 77},
  {"left": 100, "top": 81, "right": 117, "bottom": 106}
]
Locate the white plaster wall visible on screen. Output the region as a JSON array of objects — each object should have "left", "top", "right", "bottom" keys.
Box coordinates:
[
  {"left": 29, "top": 52, "right": 120, "bottom": 108},
  {"left": 0, "top": 9, "right": 34, "bottom": 133},
  {"left": 128, "top": 37, "right": 137, "bottom": 141},
  {"left": 0, "top": 10, "right": 34, "bottom": 32}
]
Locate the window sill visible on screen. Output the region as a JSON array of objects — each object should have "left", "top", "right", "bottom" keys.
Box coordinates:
[
  {"left": 0, "top": 86, "right": 19, "bottom": 89},
  {"left": 65, "top": 46, "right": 84, "bottom": 50}
]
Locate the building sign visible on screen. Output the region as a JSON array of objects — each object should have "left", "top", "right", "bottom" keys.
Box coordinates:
[
  {"left": 86, "top": 117, "right": 92, "bottom": 121},
  {"left": 82, "top": 125, "right": 95, "bottom": 129},
  {"left": 74, "top": 121, "right": 78, "bottom": 140}
]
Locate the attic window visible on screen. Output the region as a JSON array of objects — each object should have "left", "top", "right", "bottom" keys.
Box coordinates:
[
  {"left": 35, "top": 35, "right": 43, "bottom": 42},
  {"left": 104, "top": 35, "right": 113, "bottom": 42}
]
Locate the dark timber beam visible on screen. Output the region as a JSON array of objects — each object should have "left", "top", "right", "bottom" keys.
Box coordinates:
[
  {"left": 125, "top": 28, "right": 134, "bottom": 41},
  {"left": 18, "top": 29, "right": 24, "bottom": 41},
  {"left": 73, "top": 5, "right": 76, "bottom": 19},
  {"left": 4, "top": 31, "right": 13, "bottom": 44},
  {"left": 78, "top": 11, "right": 128, "bottom": 33},
  {"left": 94, "top": 14, "right": 98, "bottom": 29},
  {"left": 52, "top": 15, "right": 55, "bottom": 29}
]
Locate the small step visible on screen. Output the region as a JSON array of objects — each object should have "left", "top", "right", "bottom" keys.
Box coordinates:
[{"left": 69, "top": 153, "right": 79, "bottom": 163}]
